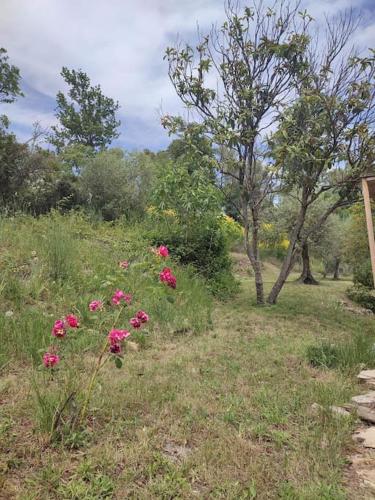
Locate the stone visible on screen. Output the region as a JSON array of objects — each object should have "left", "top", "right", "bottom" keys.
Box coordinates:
[
  {"left": 310, "top": 403, "right": 322, "bottom": 415},
  {"left": 352, "top": 392, "right": 375, "bottom": 408},
  {"left": 357, "top": 406, "right": 375, "bottom": 424},
  {"left": 310, "top": 403, "right": 351, "bottom": 417},
  {"left": 358, "top": 370, "right": 375, "bottom": 388},
  {"left": 330, "top": 405, "right": 351, "bottom": 417},
  {"left": 353, "top": 428, "right": 375, "bottom": 448}
]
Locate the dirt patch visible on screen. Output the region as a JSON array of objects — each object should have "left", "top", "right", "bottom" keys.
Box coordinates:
[{"left": 163, "top": 440, "right": 192, "bottom": 463}]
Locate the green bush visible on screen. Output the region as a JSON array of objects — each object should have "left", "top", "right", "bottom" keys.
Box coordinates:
[
  {"left": 347, "top": 283, "right": 375, "bottom": 313},
  {"left": 147, "top": 217, "right": 238, "bottom": 297},
  {"left": 353, "top": 260, "right": 374, "bottom": 288}
]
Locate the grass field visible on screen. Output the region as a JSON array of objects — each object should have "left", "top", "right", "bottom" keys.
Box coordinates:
[{"left": 1, "top": 218, "right": 375, "bottom": 499}]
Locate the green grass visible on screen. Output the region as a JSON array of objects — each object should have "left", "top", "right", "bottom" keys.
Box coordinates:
[{"left": 0, "top": 214, "right": 374, "bottom": 498}]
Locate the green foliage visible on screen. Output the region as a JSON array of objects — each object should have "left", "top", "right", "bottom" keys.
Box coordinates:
[
  {"left": 0, "top": 212, "right": 212, "bottom": 368},
  {"left": 0, "top": 129, "right": 27, "bottom": 205},
  {"left": 347, "top": 284, "right": 375, "bottom": 313},
  {"left": 153, "top": 159, "right": 221, "bottom": 222},
  {"left": 0, "top": 47, "right": 23, "bottom": 105},
  {"left": 307, "top": 331, "right": 375, "bottom": 371},
  {"left": 0, "top": 132, "right": 79, "bottom": 213},
  {"left": 344, "top": 203, "right": 373, "bottom": 286},
  {"left": 80, "top": 149, "right": 157, "bottom": 220},
  {"left": 50, "top": 67, "right": 120, "bottom": 151},
  {"left": 151, "top": 158, "right": 237, "bottom": 296},
  {"left": 218, "top": 214, "right": 243, "bottom": 247},
  {"left": 353, "top": 261, "right": 373, "bottom": 288}
]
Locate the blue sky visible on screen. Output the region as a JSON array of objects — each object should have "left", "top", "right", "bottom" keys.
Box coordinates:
[{"left": 1, "top": 0, "right": 375, "bottom": 152}]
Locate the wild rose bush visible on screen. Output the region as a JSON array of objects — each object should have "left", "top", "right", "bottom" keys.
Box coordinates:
[
  {"left": 39, "top": 245, "right": 177, "bottom": 438},
  {"left": 0, "top": 214, "right": 212, "bottom": 370}
]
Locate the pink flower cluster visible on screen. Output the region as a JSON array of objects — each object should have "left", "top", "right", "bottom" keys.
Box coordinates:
[
  {"left": 46, "top": 314, "right": 80, "bottom": 367},
  {"left": 159, "top": 267, "right": 177, "bottom": 289},
  {"left": 112, "top": 290, "right": 132, "bottom": 306},
  {"left": 43, "top": 247, "right": 163, "bottom": 368},
  {"left": 130, "top": 310, "right": 149, "bottom": 329},
  {"left": 108, "top": 329, "right": 130, "bottom": 353},
  {"left": 51, "top": 314, "right": 79, "bottom": 338},
  {"left": 43, "top": 352, "right": 60, "bottom": 368},
  {"left": 158, "top": 245, "right": 169, "bottom": 258},
  {"left": 89, "top": 300, "right": 103, "bottom": 312}
]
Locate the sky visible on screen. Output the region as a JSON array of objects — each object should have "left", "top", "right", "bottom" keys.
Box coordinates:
[{"left": 1, "top": 0, "right": 375, "bottom": 152}]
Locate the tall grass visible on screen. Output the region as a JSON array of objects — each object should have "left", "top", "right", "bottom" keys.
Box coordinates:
[
  {"left": 42, "top": 220, "right": 77, "bottom": 282},
  {"left": 307, "top": 332, "right": 375, "bottom": 372},
  {"left": 0, "top": 213, "right": 213, "bottom": 367}
]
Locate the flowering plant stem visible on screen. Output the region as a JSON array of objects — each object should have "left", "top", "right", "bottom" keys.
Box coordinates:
[{"left": 78, "top": 305, "right": 124, "bottom": 426}]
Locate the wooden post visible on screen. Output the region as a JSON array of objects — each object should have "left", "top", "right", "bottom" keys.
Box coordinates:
[{"left": 362, "top": 177, "right": 375, "bottom": 288}]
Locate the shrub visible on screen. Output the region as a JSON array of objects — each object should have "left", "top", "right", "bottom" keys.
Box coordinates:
[
  {"left": 347, "top": 284, "right": 375, "bottom": 313},
  {"left": 146, "top": 216, "right": 238, "bottom": 297},
  {"left": 218, "top": 214, "right": 243, "bottom": 247},
  {"left": 28, "top": 241, "right": 208, "bottom": 442},
  {"left": 353, "top": 260, "right": 374, "bottom": 288}
]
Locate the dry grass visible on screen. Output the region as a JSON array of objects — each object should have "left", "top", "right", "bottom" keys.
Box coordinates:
[{"left": 2, "top": 246, "right": 375, "bottom": 498}]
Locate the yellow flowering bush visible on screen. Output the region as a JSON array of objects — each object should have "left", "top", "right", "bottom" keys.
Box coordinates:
[
  {"left": 218, "top": 214, "right": 243, "bottom": 244},
  {"left": 259, "top": 223, "right": 290, "bottom": 255}
]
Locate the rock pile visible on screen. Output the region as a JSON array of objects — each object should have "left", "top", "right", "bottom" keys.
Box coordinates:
[{"left": 352, "top": 371, "right": 375, "bottom": 448}]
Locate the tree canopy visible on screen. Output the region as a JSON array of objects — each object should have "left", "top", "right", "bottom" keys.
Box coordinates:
[{"left": 50, "top": 67, "right": 120, "bottom": 152}]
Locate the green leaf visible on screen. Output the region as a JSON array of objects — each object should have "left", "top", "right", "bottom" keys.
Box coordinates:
[{"left": 115, "top": 357, "right": 123, "bottom": 369}]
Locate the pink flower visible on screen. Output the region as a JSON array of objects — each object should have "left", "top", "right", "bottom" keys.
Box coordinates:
[
  {"left": 108, "top": 329, "right": 130, "bottom": 345},
  {"left": 112, "top": 290, "right": 132, "bottom": 305},
  {"left": 130, "top": 317, "right": 142, "bottom": 329},
  {"left": 167, "top": 274, "right": 176, "bottom": 289},
  {"left": 52, "top": 319, "right": 66, "bottom": 338},
  {"left": 89, "top": 300, "right": 103, "bottom": 312},
  {"left": 112, "top": 289, "right": 125, "bottom": 305},
  {"left": 65, "top": 314, "right": 79, "bottom": 328},
  {"left": 109, "top": 343, "right": 121, "bottom": 354},
  {"left": 124, "top": 293, "right": 132, "bottom": 304},
  {"left": 159, "top": 267, "right": 177, "bottom": 289},
  {"left": 157, "top": 245, "right": 169, "bottom": 258},
  {"left": 119, "top": 260, "right": 129, "bottom": 269},
  {"left": 43, "top": 352, "right": 60, "bottom": 368},
  {"left": 136, "top": 310, "right": 149, "bottom": 323}
]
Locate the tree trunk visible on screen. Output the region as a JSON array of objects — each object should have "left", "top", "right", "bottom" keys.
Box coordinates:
[
  {"left": 296, "top": 242, "right": 319, "bottom": 285},
  {"left": 242, "top": 201, "right": 265, "bottom": 305},
  {"left": 267, "top": 194, "right": 309, "bottom": 305},
  {"left": 333, "top": 257, "right": 340, "bottom": 280}
]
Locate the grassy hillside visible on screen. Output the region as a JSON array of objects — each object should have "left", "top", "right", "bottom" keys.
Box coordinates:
[{"left": 1, "top": 215, "right": 374, "bottom": 498}]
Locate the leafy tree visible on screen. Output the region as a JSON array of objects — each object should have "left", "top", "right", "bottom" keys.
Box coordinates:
[
  {"left": 317, "top": 213, "right": 350, "bottom": 280},
  {"left": 0, "top": 128, "right": 79, "bottom": 214},
  {"left": 0, "top": 48, "right": 23, "bottom": 106},
  {"left": 268, "top": 39, "right": 375, "bottom": 303},
  {"left": 50, "top": 67, "right": 120, "bottom": 151},
  {"left": 164, "top": 1, "right": 312, "bottom": 304},
  {"left": 0, "top": 47, "right": 23, "bottom": 135},
  {"left": 79, "top": 149, "right": 157, "bottom": 220},
  {"left": 0, "top": 129, "right": 28, "bottom": 206}
]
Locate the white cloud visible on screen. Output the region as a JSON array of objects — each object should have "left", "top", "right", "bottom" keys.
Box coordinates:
[{"left": 1, "top": 0, "right": 374, "bottom": 149}]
